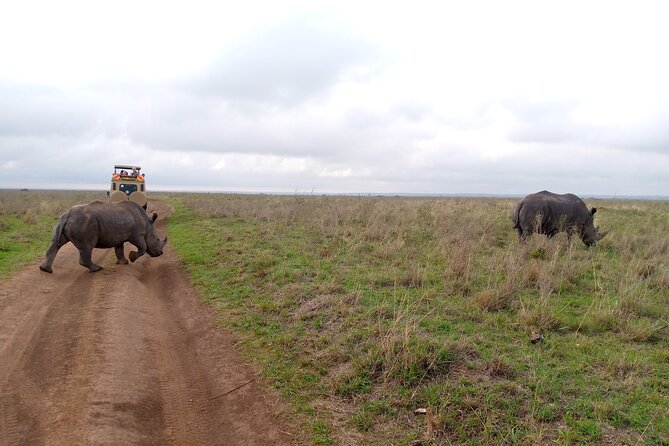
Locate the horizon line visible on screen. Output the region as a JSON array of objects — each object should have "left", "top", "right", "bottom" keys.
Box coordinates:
[{"left": 2, "top": 187, "right": 668, "bottom": 201}]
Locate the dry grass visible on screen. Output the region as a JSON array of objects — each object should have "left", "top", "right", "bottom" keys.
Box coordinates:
[
  {"left": 0, "top": 189, "right": 106, "bottom": 217},
  {"left": 136, "top": 194, "right": 669, "bottom": 444},
  {"left": 0, "top": 190, "right": 109, "bottom": 277}
]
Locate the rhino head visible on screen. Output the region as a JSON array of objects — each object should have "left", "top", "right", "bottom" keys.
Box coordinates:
[
  {"left": 146, "top": 212, "right": 168, "bottom": 257},
  {"left": 581, "top": 208, "right": 609, "bottom": 247}
]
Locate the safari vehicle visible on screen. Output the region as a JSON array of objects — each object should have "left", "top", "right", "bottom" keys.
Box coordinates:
[{"left": 108, "top": 165, "right": 147, "bottom": 208}]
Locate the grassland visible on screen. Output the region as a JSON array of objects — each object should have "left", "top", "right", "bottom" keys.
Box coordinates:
[
  {"left": 2, "top": 190, "right": 667, "bottom": 445},
  {"left": 165, "top": 193, "right": 668, "bottom": 445},
  {"left": 0, "top": 190, "right": 106, "bottom": 277}
]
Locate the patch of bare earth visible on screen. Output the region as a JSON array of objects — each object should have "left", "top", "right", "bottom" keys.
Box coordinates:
[{"left": 0, "top": 202, "right": 299, "bottom": 445}]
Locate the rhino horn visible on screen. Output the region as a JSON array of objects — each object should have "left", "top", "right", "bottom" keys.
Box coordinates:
[
  {"left": 152, "top": 213, "right": 158, "bottom": 223},
  {"left": 597, "top": 229, "right": 610, "bottom": 240},
  {"left": 162, "top": 236, "right": 168, "bottom": 246}
]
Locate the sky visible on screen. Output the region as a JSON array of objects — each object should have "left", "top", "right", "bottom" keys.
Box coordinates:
[{"left": 1, "top": 0, "right": 668, "bottom": 196}]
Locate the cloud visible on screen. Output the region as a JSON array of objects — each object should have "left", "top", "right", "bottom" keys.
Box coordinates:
[
  {"left": 1, "top": 4, "right": 669, "bottom": 196},
  {"left": 504, "top": 98, "right": 669, "bottom": 155},
  {"left": 121, "top": 87, "right": 435, "bottom": 163},
  {"left": 187, "top": 16, "right": 380, "bottom": 107},
  {"left": 0, "top": 84, "right": 102, "bottom": 137},
  {"left": 505, "top": 100, "right": 584, "bottom": 145}
]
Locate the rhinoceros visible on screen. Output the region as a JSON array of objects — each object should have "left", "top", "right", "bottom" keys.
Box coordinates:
[
  {"left": 512, "top": 190, "right": 608, "bottom": 246},
  {"left": 39, "top": 200, "right": 167, "bottom": 273}
]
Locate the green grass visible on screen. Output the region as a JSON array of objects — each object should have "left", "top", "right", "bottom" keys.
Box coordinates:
[
  {"left": 2, "top": 190, "right": 667, "bottom": 444},
  {"left": 0, "top": 190, "right": 104, "bottom": 277},
  {"left": 0, "top": 214, "right": 56, "bottom": 277},
  {"left": 166, "top": 194, "right": 668, "bottom": 445}
]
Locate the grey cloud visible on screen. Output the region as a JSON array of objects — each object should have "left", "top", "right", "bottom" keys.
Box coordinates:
[
  {"left": 610, "top": 112, "right": 669, "bottom": 154},
  {"left": 0, "top": 83, "right": 102, "bottom": 137},
  {"left": 0, "top": 134, "right": 99, "bottom": 185},
  {"left": 121, "top": 85, "right": 432, "bottom": 163},
  {"left": 176, "top": 146, "right": 663, "bottom": 196},
  {"left": 2, "top": 17, "right": 668, "bottom": 197},
  {"left": 505, "top": 99, "right": 669, "bottom": 154},
  {"left": 505, "top": 100, "right": 587, "bottom": 145},
  {"left": 392, "top": 102, "right": 435, "bottom": 123},
  {"left": 187, "top": 17, "right": 379, "bottom": 106}
]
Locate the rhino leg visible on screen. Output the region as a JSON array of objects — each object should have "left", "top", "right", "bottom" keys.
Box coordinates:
[
  {"left": 128, "top": 238, "right": 147, "bottom": 263},
  {"left": 39, "top": 239, "right": 68, "bottom": 273},
  {"left": 78, "top": 248, "right": 103, "bottom": 272},
  {"left": 517, "top": 224, "right": 531, "bottom": 243},
  {"left": 565, "top": 227, "right": 574, "bottom": 242},
  {"left": 114, "top": 245, "right": 128, "bottom": 264}
]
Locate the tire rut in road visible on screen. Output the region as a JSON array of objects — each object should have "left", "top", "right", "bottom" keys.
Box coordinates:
[
  {"left": 143, "top": 266, "right": 213, "bottom": 444},
  {"left": 0, "top": 247, "right": 109, "bottom": 445},
  {"left": 0, "top": 202, "right": 296, "bottom": 446},
  {"left": 80, "top": 267, "right": 169, "bottom": 446}
]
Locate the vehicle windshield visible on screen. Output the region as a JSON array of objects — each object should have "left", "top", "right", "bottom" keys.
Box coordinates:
[{"left": 119, "top": 183, "right": 138, "bottom": 196}]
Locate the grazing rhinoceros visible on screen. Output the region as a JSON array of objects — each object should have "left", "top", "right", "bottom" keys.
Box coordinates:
[
  {"left": 512, "top": 190, "right": 608, "bottom": 246},
  {"left": 39, "top": 200, "right": 167, "bottom": 273}
]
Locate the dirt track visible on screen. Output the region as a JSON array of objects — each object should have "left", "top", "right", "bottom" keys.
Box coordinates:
[{"left": 0, "top": 202, "right": 296, "bottom": 445}]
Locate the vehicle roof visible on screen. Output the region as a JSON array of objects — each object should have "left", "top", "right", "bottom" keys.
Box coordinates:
[{"left": 114, "top": 165, "right": 142, "bottom": 170}]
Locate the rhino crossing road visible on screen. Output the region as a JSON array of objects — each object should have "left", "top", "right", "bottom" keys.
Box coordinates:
[{"left": 0, "top": 202, "right": 294, "bottom": 446}]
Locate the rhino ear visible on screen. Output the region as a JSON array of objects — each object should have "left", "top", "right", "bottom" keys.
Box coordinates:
[
  {"left": 152, "top": 213, "right": 158, "bottom": 223},
  {"left": 590, "top": 207, "right": 597, "bottom": 216}
]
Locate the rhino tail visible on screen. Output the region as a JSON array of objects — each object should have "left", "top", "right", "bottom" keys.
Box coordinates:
[
  {"left": 512, "top": 202, "right": 522, "bottom": 229},
  {"left": 51, "top": 213, "right": 69, "bottom": 244}
]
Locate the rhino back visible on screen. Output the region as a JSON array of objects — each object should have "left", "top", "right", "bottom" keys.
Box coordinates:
[
  {"left": 64, "top": 201, "right": 151, "bottom": 249},
  {"left": 519, "top": 191, "right": 590, "bottom": 231}
]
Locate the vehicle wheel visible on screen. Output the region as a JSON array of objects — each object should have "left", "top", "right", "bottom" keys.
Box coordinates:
[
  {"left": 110, "top": 191, "right": 128, "bottom": 203},
  {"left": 129, "top": 191, "right": 147, "bottom": 207}
]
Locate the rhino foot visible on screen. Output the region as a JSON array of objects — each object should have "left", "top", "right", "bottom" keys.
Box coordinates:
[
  {"left": 129, "top": 251, "right": 139, "bottom": 262},
  {"left": 88, "top": 265, "right": 103, "bottom": 272},
  {"left": 39, "top": 265, "right": 53, "bottom": 274}
]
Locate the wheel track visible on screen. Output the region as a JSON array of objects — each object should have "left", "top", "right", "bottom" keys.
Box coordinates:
[
  {"left": 0, "top": 247, "right": 110, "bottom": 445},
  {"left": 81, "top": 265, "right": 168, "bottom": 445},
  {"left": 141, "top": 263, "right": 214, "bottom": 445},
  {"left": 0, "top": 202, "right": 297, "bottom": 446},
  {"left": 137, "top": 255, "right": 294, "bottom": 446}
]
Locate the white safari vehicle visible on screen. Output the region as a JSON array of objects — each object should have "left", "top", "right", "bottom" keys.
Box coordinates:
[{"left": 108, "top": 165, "right": 147, "bottom": 208}]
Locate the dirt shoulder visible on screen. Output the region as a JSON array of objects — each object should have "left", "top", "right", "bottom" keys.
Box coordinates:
[{"left": 0, "top": 201, "right": 298, "bottom": 445}]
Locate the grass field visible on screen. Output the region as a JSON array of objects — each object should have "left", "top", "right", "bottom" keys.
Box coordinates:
[
  {"left": 0, "top": 190, "right": 106, "bottom": 277},
  {"left": 166, "top": 193, "right": 668, "bottom": 445},
  {"left": 2, "top": 190, "right": 667, "bottom": 445}
]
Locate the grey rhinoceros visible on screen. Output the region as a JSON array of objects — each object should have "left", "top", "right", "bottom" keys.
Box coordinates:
[
  {"left": 40, "top": 200, "right": 167, "bottom": 273},
  {"left": 512, "top": 190, "right": 608, "bottom": 246}
]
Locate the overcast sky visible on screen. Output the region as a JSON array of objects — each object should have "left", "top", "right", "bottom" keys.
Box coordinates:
[{"left": 1, "top": 1, "right": 668, "bottom": 196}]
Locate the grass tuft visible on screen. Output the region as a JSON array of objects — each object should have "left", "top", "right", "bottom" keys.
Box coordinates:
[{"left": 159, "top": 193, "right": 669, "bottom": 444}]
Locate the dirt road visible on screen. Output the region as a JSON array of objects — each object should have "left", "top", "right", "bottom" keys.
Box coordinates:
[{"left": 0, "top": 202, "right": 296, "bottom": 445}]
